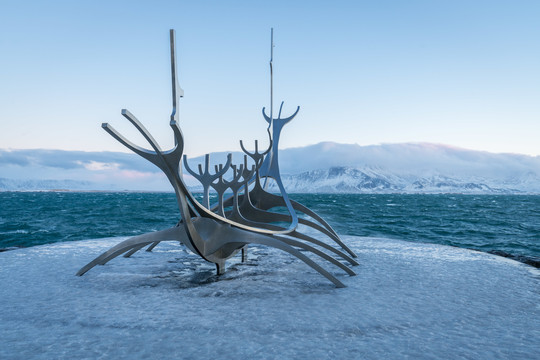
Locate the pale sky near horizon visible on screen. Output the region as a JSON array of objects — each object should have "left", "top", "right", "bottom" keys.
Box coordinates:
[{"left": 1, "top": 0, "right": 539, "bottom": 157}]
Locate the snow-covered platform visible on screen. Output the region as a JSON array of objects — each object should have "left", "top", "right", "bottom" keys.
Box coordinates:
[{"left": 1, "top": 236, "right": 538, "bottom": 359}]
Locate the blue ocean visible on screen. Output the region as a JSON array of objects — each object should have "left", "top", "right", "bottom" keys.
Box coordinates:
[{"left": 0, "top": 192, "right": 538, "bottom": 267}]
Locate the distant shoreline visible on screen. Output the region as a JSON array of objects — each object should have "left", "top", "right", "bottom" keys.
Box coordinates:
[{"left": 1, "top": 189, "right": 540, "bottom": 195}]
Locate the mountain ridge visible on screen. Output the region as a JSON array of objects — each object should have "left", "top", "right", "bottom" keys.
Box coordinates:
[{"left": 1, "top": 143, "right": 539, "bottom": 193}]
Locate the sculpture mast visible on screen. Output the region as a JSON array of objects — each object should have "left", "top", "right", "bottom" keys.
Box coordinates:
[
  {"left": 269, "top": 28, "right": 274, "bottom": 133},
  {"left": 169, "top": 29, "right": 184, "bottom": 123},
  {"left": 264, "top": 28, "right": 275, "bottom": 190}
]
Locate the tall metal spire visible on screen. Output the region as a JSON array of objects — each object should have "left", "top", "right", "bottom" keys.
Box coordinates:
[
  {"left": 169, "top": 29, "right": 184, "bottom": 123},
  {"left": 269, "top": 28, "right": 274, "bottom": 131}
]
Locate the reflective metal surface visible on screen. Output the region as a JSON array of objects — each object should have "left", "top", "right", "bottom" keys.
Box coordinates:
[{"left": 77, "top": 29, "right": 357, "bottom": 287}]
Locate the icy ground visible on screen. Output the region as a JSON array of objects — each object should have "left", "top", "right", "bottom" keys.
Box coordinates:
[{"left": 1, "top": 236, "right": 539, "bottom": 359}]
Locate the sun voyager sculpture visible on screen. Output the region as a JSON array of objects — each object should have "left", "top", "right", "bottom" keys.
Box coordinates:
[{"left": 77, "top": 29, "right": 358, "bottom": 287}]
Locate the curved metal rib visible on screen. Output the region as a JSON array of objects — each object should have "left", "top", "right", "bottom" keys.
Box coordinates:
[
  {"left": 146, "top": 241, "right": 160, "bottom": 252},
  {"left": 246, "top": 186, "right": 357, "bottom": 258},
  {"left": 123, "top": 243, "right": 147, "bottom": 258},
  {"left": 221, "top": 177, "right": 357, "bottom": 266},
  {"left": 230, "top": 235, "right": 345, "bottom": 288},
  {"left": 273, "top": 235, "right": 356, "bottom": 276},
  {"left": 220, "top": 173, "right": 356, "bottom": 258},
  {"left": 193, "top": 217, "right": 346, "bottom": 288},
  {"left": 101, "top": 123, "right": 157, "bottom": 162},
  {"left": 237, "top": 195, "right": 343, "bottom": 245},
  {"left": 122, "top": 109, "right": 162, "bottom": 152},
  {"left": 224, "top": 203, "right": 358, "bottom": 266},
  {"left": 76, "top": 226, "right": 187, "bottom": 276},
  {"left": 229, "top": 180, "right": 344, "bottom": 245}
]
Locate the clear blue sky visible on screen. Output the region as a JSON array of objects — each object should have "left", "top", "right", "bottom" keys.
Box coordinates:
[{"left": 1, "top": 0, "right": 539, "bottom": 157}]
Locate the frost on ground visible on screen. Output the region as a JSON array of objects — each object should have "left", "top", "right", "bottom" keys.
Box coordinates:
[{"left": 1, "top": 236, "right": 538, "bottom": 359}]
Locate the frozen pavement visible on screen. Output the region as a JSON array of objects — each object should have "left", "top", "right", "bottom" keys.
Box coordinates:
[{"left": 1, "top": 236, "right": 539, "bottom": 359}]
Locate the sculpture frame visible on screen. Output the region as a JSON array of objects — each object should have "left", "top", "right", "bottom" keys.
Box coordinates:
[{"left": 77, "top": 29, "right": 357, "bottom": 288}]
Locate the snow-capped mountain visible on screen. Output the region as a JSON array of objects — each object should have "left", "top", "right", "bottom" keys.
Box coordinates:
[
  {"left": 1, "top": 142, "right": 540, "bottom": 193},
  {"left": 191, "top": 142, "right": 540, "bottom": 194},
  {"left": 265, "top": 167, "right": 514, "bottom": 194}
]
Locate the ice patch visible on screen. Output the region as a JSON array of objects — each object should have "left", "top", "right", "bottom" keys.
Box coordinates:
[{"left": 0, "top": 236, "right": 538, "bottom": 359}]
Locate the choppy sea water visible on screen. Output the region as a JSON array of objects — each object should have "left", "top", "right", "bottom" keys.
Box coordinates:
[{"left": 0, "top": 192, "right": 538, "bottom": 267}]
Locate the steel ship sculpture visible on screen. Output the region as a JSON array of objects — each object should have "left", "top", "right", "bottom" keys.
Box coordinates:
[{"left": 77, "top": 29, "right": 358, "bottom": 287}]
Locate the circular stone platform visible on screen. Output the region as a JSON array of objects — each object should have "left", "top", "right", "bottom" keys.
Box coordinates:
[{"left": 1, "top": 236, "right": 538, "bottom": 359}]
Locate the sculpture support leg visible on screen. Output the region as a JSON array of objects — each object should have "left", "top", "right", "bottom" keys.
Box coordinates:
[
  {"left": 244, "top": 232, "right": 346, "bottom": 288},
  {"left": 216, "top": 260, "right": 226, "bottom": 275},
  {"left": 124, "top": 244, "right": 147, "bottom": 258},
  {"left": 241, "top": 245, "right": 247, "bottom": 262},
  {"left": 76, "top": 226, "right": 187, "bottom": 276},
  {"left": 273, "top": 235, "right": 356, "bottom": 276},
  {"left": 146, "top": 241, "right": 160, "bottom": 252}
]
